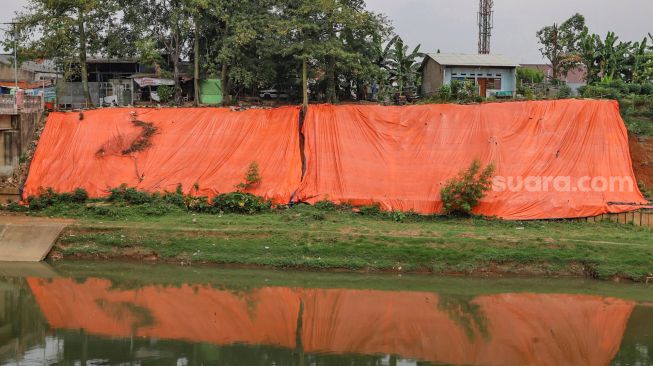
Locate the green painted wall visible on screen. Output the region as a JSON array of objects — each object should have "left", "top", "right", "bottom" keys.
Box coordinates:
[{"left": 200, "top": 79, "right": 222, "bottom": 105}]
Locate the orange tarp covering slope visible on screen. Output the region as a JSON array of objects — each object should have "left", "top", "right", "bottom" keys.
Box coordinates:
[
  {"left": 23, "top": 107, "right": 301, "bottom": 203},
  {"left": 28, "top": 277, "right": 634, "bottom": 366},
  {"left": 297, "top": 100, "right": 647, "bottom": 219}
]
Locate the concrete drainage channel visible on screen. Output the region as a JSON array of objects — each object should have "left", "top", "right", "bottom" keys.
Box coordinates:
[{"left": 0, "top": 217, "right": 69, "bottom": 262}]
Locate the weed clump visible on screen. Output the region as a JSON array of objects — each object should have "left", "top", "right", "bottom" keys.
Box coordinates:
[
  {"left": 358, "top": 203, "right": 382, "bottom": 216},
  {"left": 212, "top": 192, "right": 271, "bottom": 214},
  {"left": 108, "top": 184, "right": 155, "bottom": 205},
  {"left": 235, "top": 161, "right": 262, "bottom": 192},
  {"left": 26, "top": 187, "right": 89, "bottom": 210},
  {"left": 315, "top": 200, "right": 337, "bottom": 211},
  {"left": 440, "top": 159, "right": 495, "bottom": 216}
]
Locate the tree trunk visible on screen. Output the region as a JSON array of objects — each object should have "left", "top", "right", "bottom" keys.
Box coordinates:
[
  {"left": 551, "top": 59, "right": 559, "bottom": 81},
  {"left": 193, "top": 22, "right": 200, "bottom": 106},
  {"left": 325, "top": 56, "right": 336, "bottom": 104},
  {"left": 78, "top": 11, "right": 92, "bottom": 108},
  {"left": 172, "top": 31, "right": 182, "bottom": 104},
  {"left": 221, "top": 63, "right": 230, "bottom": 105},
  {"left": 302, "top": 58, "right": 308, "bottom": 112},
  {"left": 173, "top": 56, "right": 180, "bottom": 103}
]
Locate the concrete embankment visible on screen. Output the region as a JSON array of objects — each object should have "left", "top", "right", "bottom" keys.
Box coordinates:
[{"left": 0, "top": 216, "right": 69, "bottom": 262}]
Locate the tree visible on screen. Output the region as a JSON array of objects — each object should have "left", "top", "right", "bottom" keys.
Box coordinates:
[
  {"left": 120, "top": 0, "right": 195, "bottom": 103},
  {"left": 578, "top": 29, "right": 600, "bottom": 83},
  {"left": 536, "top": 13, "right": 586, "bottom": 81},
  {"left": 273, "top": 0, "right": 390, "bottom": 105},
  {"left": 385, "top": 37, "right": 423, "bottom": 97},
  {"left": 10, "top": 0, "right": 119, "bottom": 107}
]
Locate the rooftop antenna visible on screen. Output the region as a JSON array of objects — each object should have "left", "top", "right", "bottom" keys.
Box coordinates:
[{"left": 477, "top": 0, "right": 494, "bottom": 54}]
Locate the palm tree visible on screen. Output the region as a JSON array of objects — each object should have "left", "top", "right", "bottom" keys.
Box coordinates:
[{"left": 386, "top": 37, "right": 423, "bottom": 97}]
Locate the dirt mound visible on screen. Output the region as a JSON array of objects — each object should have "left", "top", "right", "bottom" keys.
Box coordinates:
[{"left": 629, "top": 133, "right": 653, "bottom": 191}]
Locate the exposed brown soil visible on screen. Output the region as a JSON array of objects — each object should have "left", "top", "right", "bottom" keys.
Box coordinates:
[{"left": 629, "top": 133, "right": 653, "bottom": 191}]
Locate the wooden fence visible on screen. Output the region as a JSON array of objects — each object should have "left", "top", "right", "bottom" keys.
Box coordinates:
[{"left": 580, "top": 209, "right": 653, "bottom": 228}]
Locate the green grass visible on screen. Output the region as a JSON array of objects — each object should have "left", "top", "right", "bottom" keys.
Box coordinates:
[
  {"left": 28, "top": 202, "right": 653, "bottom": 281},
  {"left": 621, "top": 95, "right": 653, "bottom": 136}
]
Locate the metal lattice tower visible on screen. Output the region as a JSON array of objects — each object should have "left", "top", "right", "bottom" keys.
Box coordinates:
[{"left": 477, "top": 0, "right": 494, "bottom": 54}]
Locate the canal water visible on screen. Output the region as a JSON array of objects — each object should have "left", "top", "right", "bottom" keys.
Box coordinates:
[{"left": 0, "top": 262, "right": 651, "bottom": 366}]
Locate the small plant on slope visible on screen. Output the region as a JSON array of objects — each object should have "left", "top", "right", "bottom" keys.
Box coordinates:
[
  {"left": 235, "top": 161, "right": 262, "bottom": 192},
  {"left": 440, "top": 159, "right": 495, "bottom": 216}
]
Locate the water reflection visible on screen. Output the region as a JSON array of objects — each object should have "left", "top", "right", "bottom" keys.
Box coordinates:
[{"left": 0, "top": 267, "right": 651, "bottom": 365}]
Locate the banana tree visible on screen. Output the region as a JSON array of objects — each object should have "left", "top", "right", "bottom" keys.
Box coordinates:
[
  {"left": 386, "top": 37, "right": 423, "bottom": 97},
  {"left": 596, "top": 32, "right": 631, "bottom": 81}
]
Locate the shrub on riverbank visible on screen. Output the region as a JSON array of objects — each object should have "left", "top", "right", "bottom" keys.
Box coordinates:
[
  {"left": 15, "top": 185, "right": 273, "bottom": 217},
  {"left": 441, "top": 160, "right": 495, "bottom": 216}
]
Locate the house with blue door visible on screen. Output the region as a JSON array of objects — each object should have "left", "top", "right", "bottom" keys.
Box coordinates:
[{"left": 421, "top": 53, "right": 519, "bottom": 98}]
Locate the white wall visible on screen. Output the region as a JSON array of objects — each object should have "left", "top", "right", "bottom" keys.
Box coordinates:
[{"left": 443, "top": 67, "right": 517, "bottom": 95}]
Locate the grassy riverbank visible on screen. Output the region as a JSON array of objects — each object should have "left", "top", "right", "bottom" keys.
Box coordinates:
[{"left": 13, "top": 201, "right": 652, "bottom": 281}]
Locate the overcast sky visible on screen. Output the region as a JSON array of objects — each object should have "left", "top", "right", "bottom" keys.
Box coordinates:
[{"left": 2, "top": 0, "right": 652, "bottom": 63}]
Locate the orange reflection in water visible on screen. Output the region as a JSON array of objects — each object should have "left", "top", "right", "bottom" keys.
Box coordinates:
[{"left": 28, "top": 278, "right": 634, "bottom": 366}]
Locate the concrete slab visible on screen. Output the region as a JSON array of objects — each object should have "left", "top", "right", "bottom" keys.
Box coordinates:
[{"left": 0, "top": 217, "right": 69, "bottom": 262}]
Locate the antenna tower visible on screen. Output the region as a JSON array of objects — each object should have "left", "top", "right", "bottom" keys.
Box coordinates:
[{"left": 478, "top": 0, "right": 494, "bottom": 54}]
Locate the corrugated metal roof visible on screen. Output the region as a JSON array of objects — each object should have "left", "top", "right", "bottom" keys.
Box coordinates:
[{"left": 426, "top": 53, "right": 520, "bottom": 67}]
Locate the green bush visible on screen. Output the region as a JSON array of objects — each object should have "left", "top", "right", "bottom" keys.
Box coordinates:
[
  {"left": 632, "top": 95, "right": 653, "bottom": 109},
  {"left": 315, "top": 200, "right": 337, "bottom": 211},
  {"left": 389, "top": 210, "right": 406, "bottom": 222},
  {"left": 358, "top": 203, "right": 382, "bottom": 216},
  {"left": 628, "top": 84, "right": 642, "bottom": 95},
  {"left": 440, "top": 159, "right": 495, "bottom": 216},
  {"left": 157, "top": 85, "right": 174, "bottom": 104},
  {"left": 438, "top": 84, "right": 452, "bottom": 101},
  {"left": 603, "top": 79, "right": 629, "bottom": 94},
  {"left": 6, "top": 202, "right": 28, "bottom": 212},
  {"left": 582, "top": 85, "right": 621, "bottom": 100},
  {"left": 108, "top": 185, "right": 154, "bottom": 205},
  {"left": 556, "top": 85, "right": 573, "bottom": 99},
  {"left": 450, "top": 80, "right": 463, "bottom": 99},
  {"left": 641, "top": 83, "right": 653, "bottom": 95},
  {"left": 26, "top": 187, "right": 89, "bottom": 210},
  {"left": 212, "top": 192, "right": 271, "bottom": 214},
  {"left": 187, "top": 196, "right": 212, "bottom": 213}
]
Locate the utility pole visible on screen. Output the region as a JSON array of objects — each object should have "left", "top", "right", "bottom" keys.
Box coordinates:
[
  {"left": 13, "top": 22, "right": 17, "bottom": 90},
  {"left": 477, "top": 0, "right": 494, "bottom": 54}
]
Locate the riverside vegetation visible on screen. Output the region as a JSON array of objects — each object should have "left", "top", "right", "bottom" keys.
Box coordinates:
[{"left": 3, "top": 182, "right": 652, "bottom": 281}]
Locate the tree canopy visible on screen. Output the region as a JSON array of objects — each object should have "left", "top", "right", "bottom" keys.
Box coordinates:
[
  {"left": 6, "top": 0, "right": 407, "bottom": 106},
  {"left": 537, "top": 13, "right": 653, "bottom": 85}
]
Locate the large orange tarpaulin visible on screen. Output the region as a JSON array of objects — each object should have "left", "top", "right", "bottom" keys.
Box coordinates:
[
  {"left": 297, "top": 100, "right": 647, "bottom": 219},
  {"left": 23, "top": 107, "right": 301, "bottom": 203},
  {"left": 27, "top": 277, "right": 634, "bottom": 366}
]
